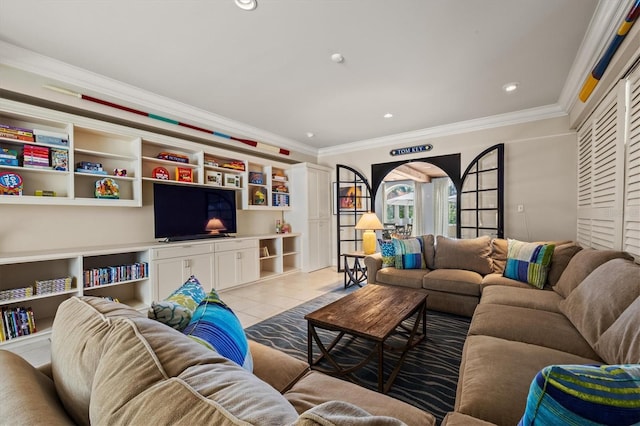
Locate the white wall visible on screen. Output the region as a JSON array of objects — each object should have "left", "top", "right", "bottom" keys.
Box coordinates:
[{"left": 319, "top": 115, "right": 577, "bottom": 249}]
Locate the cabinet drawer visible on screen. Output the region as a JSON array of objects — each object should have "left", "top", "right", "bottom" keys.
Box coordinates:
[
  {"left": 151, "top": 243, "right": 214, "bottom": 260},
  {"left": 214, "top": 239, "right": 258, "bottom": 252}
]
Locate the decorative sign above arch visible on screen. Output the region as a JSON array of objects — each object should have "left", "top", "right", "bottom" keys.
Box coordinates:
[{"left": 389, "top": 144, "right": 433, "bottom": 156}]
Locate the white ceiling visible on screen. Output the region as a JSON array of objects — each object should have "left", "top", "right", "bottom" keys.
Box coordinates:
[{"left": 0, "top": 0, "right": 624, "bottom": 153}]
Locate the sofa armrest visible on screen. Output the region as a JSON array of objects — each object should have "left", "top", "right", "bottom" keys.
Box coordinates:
[
  {"left": 364, "top": 253, "right": 383, "bottom": 284},
  {"left": 248, "top": 340, "right": 309, "bottom": 393},
  {"left": 0, "top": 350, "right": 74, "bottom": 425}
]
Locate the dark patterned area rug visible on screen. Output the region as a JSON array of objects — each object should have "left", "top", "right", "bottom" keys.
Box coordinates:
[{"left": 244, "top": 284, "right": 471, "bottom": 425}]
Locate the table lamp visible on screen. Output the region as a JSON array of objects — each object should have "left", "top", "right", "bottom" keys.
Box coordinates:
[
  {"left": 355, "top": 212, "right": 384, "bottom": 255},
  {"left": 206, "top": 218, "right": 226, "bottom": 235}
]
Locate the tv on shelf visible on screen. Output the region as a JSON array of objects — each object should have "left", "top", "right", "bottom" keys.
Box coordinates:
[{"left": 153, "top": 183, "right": 238, "bottom": 242}]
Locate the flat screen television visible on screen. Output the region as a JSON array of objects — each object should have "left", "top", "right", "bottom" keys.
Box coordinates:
[{"left": 153, "top": 183, "right": 237, "bottom": 242}]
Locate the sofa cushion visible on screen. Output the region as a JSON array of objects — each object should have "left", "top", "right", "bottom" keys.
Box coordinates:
[
  {"left": 552, "top": 248, "right": 633, "bottom": 298},
  {"left": 468, "top": 304, "right": 599, "bottom": 360},
  {"left": 375, "top": 268, "right": 426, "bottom": 289},
  {"left": 594, "top": 296, "right": 640, "bottom": 364},
  {"left": 0, "top": 350, "right": 75, "bottom": 425},
  {"left": 393, "top": 237, "right": 426, "bottom": 269},
  {"left": 519, "top": 364, "right": 640, "bottom": 426},
  {"left": 435, "top": 235, "right": 493, "bottom": 275},
  {"left": 479, "top": 285, "right": 563, "bottom": 313},
  {"left": 90, "top": 316, "right": 299, "bottom": 425},
  {"left": 455, "top": 335, "right": 600, "bottom": 426},
  {"left": 490, "top": 238, "right": 508, "bottom": 274},
  {"left": 503, "top": 239, "right": 555, "bottom": 288},
  {"left": 285, "top": 371, "right": 436, "bottom": 426},
  {"left": 249, "top": 340, "right": 309, "bottom": 393},
  {"left": 546, "top": 241, "right": 582, "bottom": 287},
  {"left": 148, "top": 275, "right": 207, "bottom": 330},
  {"left": 559, "top": 258, "right": 640, "bottom": 348},
  {"left": 50, "top": 296, "right": 143, "bottom": 425},
  {"left": 183, "top": 288, "right": 253, "bottom": 371},
  {"left": 480, "top": 273, "right": 540, "bottom": 290},
  {"left": 420, "top": 234, "right": 436, "bottom": 269},
  {"left": 294, "top": 401, "right": 415, "bottom": 426},
  {"left": 379, "top": 239, "right": 396, "bottom": 267},
  {"left": 423, "top": 269, "right": 482, "bottom": 297}
]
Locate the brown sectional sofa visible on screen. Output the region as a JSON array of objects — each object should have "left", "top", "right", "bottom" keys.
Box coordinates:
[
  {"left": 446, "top": 254, "right": 639, "bottom": 425},
  {"left": 0, "top": 296, "right": 436, "bottom": 425},
  {"left": 365, "top": 235, "right": 582, "bottom": 317},
  {"left": 367, "top": 235, "right": 639, "bottom": 425}
]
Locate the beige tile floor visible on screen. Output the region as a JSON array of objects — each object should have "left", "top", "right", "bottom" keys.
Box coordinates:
[
  {"left": 15, "top": 267, "right": 344, "bottom": 368},
  {"left": 220, "top": 267, "right": 344, "bottom": 328}
]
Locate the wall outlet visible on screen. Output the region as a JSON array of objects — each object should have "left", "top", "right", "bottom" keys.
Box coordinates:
[{"left": 517, "top": 204, "right": 524, "bottom": 213}]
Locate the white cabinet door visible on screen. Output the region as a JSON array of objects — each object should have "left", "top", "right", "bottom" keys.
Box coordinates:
[
  {"left": 214, "top": 247, "right": 259, "bottom": 290},
  {"left": 214, "top": 250, "right": 238, "bottom": 290},
  {"left": 238, "top": 247, "right": 260, "bottom": 284},
  {"left": 306, "top": 220, "right": 331, "bottom": 272},
  {"left": 187, "top": 254, "right": 214, "bottom": 292},
  {"left": 316, "top": 220, "right": 331, "bottom": 269},
  {"left": 308, "top": 168, "right": 331, "bottom": 220},
  {"left": 154, "top": 258, "right": 187, "bottom": 301},
  {"left": 153, "top": 253, "right": 213, "bottom": 300},
  {"left": 315, "top": 169, "right": 331, "bottom": 220}
]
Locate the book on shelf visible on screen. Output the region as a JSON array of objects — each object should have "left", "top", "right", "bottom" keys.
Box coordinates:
[
  {"left": 50, "top": 149, "right": 68, "bottom": 171},
  {"left": 0, "top": 124, "right": 33, "bottom": 136},
  {"left": 0, "top": 148, "right": 18, "bottom": 159},
  {"left": 0, "top": 158, "right": 19, "bottom": 166},
  {"left": 0, "top": 124, "right": 34, "bottom": 142},
  {"left": 83, "top": 262, "right": 148, "bottom": 287},
  {"left": 176, "top": 167, "right": 193, "bottom": 182},
  {"left": 33, "top": 129, "right": 69, "bottom": 146},
  {"left": 0, "top": 306, "right": 36, "bottom": 341}
]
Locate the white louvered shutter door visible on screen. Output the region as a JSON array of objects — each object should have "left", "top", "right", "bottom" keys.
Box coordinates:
[
  {"left": 623, "top": 65, "right": 640, "bottom": 259},
  {"left": 576, "top": 84, "right": 626, "bottom": 250}
]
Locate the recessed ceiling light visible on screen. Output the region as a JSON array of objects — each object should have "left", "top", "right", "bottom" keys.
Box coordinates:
[
  {"left": 502, "top": 82, "right": 519, "bottom": 93},
  {"left": 383, "top": 113, "right": 393, "bottom": 119},
  {"left": 331, "top": 53, "right": 344, "bottom": 63},
  {"left": 235, "top": 0, "right": 257, "bottom": 11},
  {"left": 306, "top": 132, "right": 315, "bottom": 138}
]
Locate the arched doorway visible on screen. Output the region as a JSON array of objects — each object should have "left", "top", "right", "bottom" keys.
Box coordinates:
[
  {"left": 370, "top": 145, "right": 504, "bottom": 239},
  {"left": 371, "top": 154, "right": 461, "bottom": 238}
]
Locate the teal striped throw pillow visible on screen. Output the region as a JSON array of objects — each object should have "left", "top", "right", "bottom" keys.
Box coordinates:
[
  {"left": 183, "top": 288, "right": 253, "bottom": 371},
  {"left": 519, "top": 364, "right": 640, "bottom": 426},
  {"left": 504, "top": 239, "right": 555, "bottom": 288}
]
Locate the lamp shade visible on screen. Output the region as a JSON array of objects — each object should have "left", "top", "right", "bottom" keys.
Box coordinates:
[
  {"left": 354, "top": 212, "right": 384, "bottom": 231},
  {"left": 206, "top": 218, "right": 226, "bottom": 234},
  {"left": 355, "top": 213, "right": 383, "bottom": 255}
]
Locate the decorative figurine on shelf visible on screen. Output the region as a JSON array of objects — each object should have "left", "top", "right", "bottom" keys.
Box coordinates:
[
  {"left": 281, "top": 222, "right": 291, "bottom": 233},
  {"left": 253, "top": 188, "right": 266, "bottom": 205},
  {"left": 114, "top": 168, "right": 127, "bottom": 176},
  {"left": 95, "top": 178, "right": 120, "bottom": 199}
]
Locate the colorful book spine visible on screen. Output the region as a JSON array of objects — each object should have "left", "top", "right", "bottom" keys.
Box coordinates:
[
  {"left": 0, "top": 306, "right": 37, "bottom": 341},
  {"left": 83, "top": 262, "right": 148, "bottom": 287}
]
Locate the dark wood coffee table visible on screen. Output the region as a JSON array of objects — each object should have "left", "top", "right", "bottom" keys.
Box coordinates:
[{"left": 305, "top": 284, "right": 427, "bottom": 393}]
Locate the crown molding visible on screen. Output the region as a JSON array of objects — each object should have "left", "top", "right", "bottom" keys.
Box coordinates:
[
  {"left": 558, "top": 0, "right": 632, "bottom": 113},
  {"left": 0, "top": 41, "right": 317, "bottom": 157},
  {"left": 318, "top": 104, "right": 566, "bottom": 157}
]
